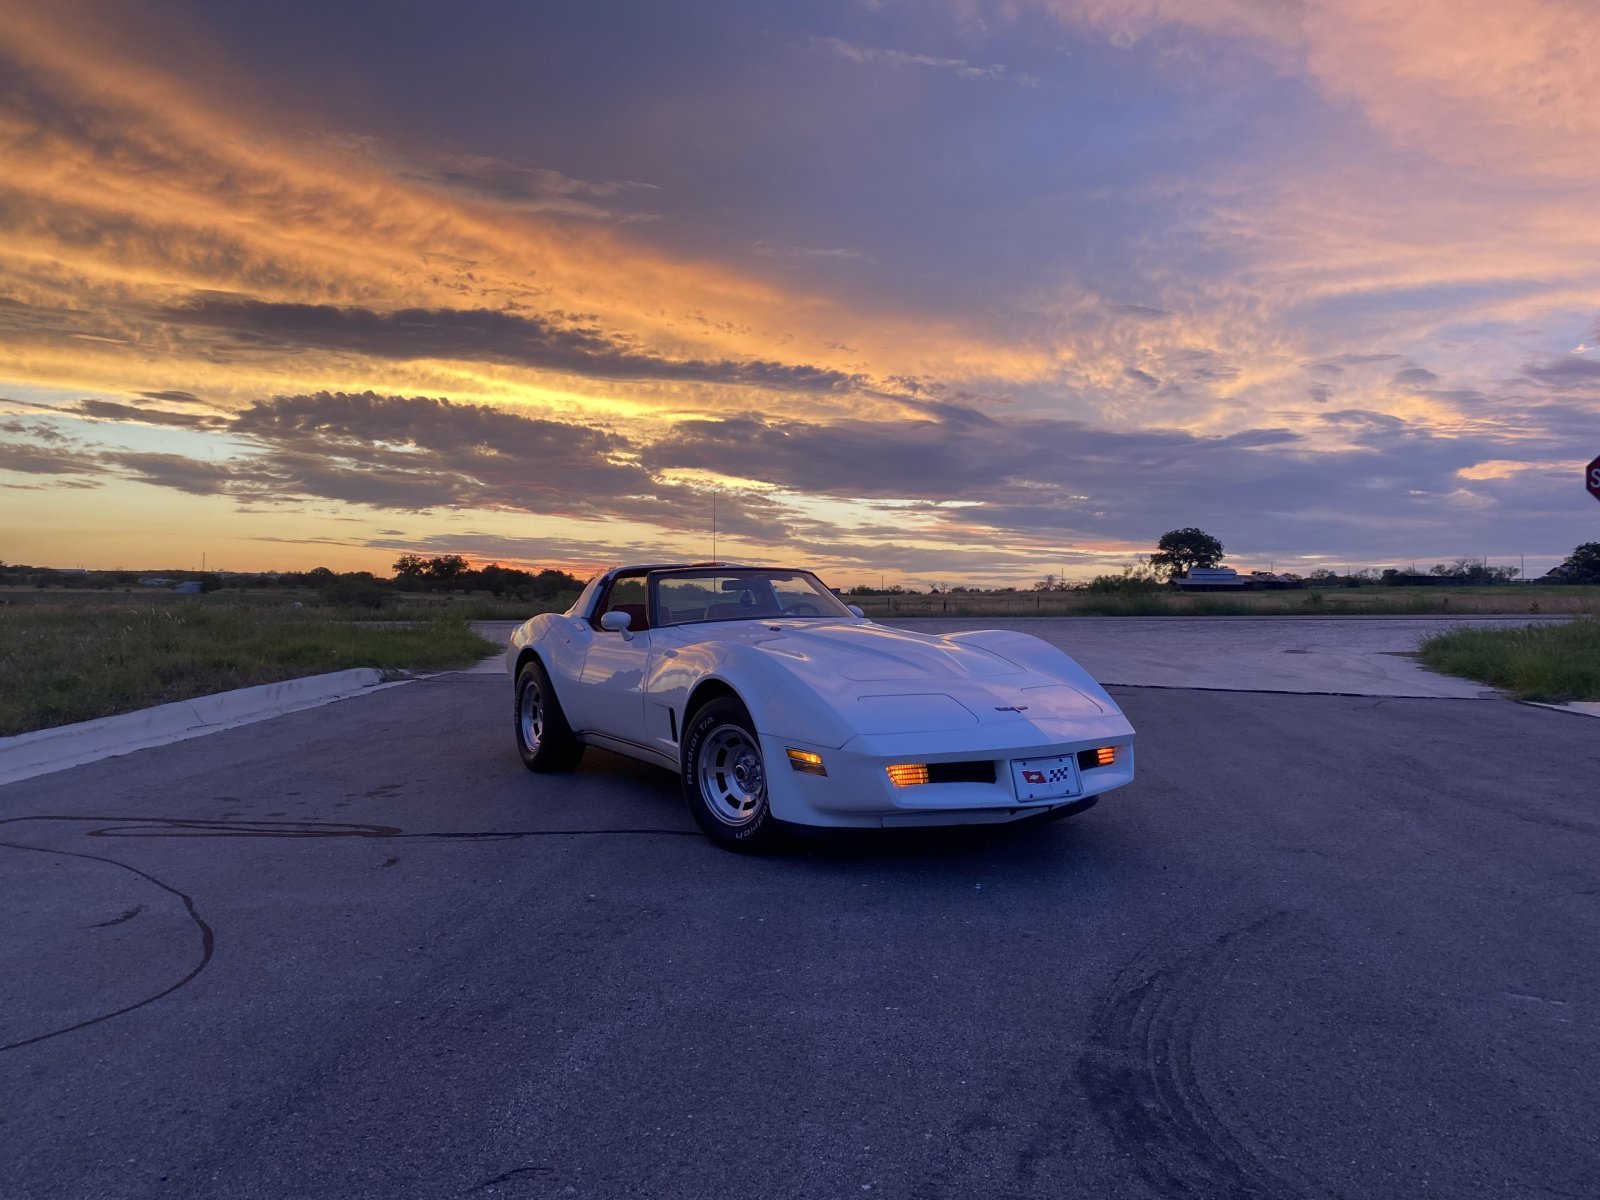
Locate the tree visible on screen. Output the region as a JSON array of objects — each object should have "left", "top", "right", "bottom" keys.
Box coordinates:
[
  {"left": 1560, "top": 542, "right": 1600, "bottom": 583},
  {"left": 322, "top": 572, "right": 391, "bottom": 609},
  {"left": 424, "top": 554, "right": 471, "bottom": 583},
  {"left": 1083, "top": 564, "right": 1162, "bottom": 595},
  {"left": 393, "top": 554, "right": 428, "bottom": 580},
  {"left": 530, "top": 568, "right": 583, "bottom": 598},
  {"left": 1431, "top": 558, "right": 1518, "bottom": 584},
  {"left": 1150, "top": 528, "right": 1224, "bottom": 579}
]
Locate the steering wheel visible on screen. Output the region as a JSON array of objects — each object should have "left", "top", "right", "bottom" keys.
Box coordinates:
[{"left": 781, "top": 602, "right": 822, "bottom": 616}]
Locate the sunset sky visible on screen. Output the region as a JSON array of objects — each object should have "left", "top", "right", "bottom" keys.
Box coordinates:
[{"left": 2, "top": 0, "right": 1598, "bottom": 587}]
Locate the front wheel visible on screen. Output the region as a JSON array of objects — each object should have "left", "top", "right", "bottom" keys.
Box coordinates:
[
  {"left": 681, "top": 697, "right": 783, "bottom": 852},
  {"left": 515, "top": 659, "right": 584, "bottom": 772}
]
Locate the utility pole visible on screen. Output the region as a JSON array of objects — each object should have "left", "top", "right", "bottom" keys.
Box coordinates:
[{"left": 711, "top": 494, "right": 717, "bottom": 562}]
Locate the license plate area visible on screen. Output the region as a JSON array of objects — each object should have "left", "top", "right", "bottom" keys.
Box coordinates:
[{"left": 1010, "top": 754, "right": 1082, "bottom": 802}]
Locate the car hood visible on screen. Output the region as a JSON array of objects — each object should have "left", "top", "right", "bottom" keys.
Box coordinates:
[
  {"left": 747, "top": 620, "right": 1024, "bottom": 681},
  {"left": 674, "top": 619, "right": 1106, "bottom": 731}
]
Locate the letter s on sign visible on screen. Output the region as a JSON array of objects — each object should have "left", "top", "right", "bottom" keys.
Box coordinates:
[{"left": 1592, "top": 467, "right": 1600, "bottom": 488}]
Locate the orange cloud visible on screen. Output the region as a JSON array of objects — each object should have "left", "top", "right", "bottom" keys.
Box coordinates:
[{"left": 0, "top": 2, "right": 1053, "bottom": 426}]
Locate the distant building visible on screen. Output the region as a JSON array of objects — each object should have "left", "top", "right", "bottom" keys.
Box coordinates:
[
  {"left": 1245, "top": 571, "right": 1302, "bottom": 590},
  {"left": 1174, "top": 567, "right": 1303, "bottom": 592},
  {"left": 1383, "top": 573, "right": 1470, "bottom": 587},
  {"left": 139, "top": 577, "right": 176, "bottom": 587},
  {"left": 173, "top": 581, "right": 203, "bottom": 595},
  {"left": 1174, "top": 567, "right": 1245, "bottom": 591}
]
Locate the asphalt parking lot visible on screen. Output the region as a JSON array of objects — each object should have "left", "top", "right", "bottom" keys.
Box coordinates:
[{"left": 3, "top": 623, "right": 1598, "bottom": 1199}]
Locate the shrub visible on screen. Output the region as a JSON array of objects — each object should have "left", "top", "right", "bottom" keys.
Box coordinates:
[{"left": 321, "top": 573, "right": 392, "bottom": 609}]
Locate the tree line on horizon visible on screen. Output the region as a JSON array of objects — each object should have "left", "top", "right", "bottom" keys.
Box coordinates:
[
  {"left": 0, "top": 555, "right": 586, "bottom": 609},
  {"left": 4, "top": 535, "right": 1599, "bottom": 602},
  {"left": 1016, "top": 529, "right": 1600, "bottom": 595}
]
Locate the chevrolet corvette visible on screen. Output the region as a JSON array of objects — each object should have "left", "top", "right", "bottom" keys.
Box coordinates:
[{"left": 507, "top": 564, "right": 1135, "bottom": 851}]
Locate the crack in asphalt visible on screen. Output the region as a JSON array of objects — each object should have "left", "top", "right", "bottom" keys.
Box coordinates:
[{"left": 1106, "top": 682, "right": 1496, "bottom": 699}]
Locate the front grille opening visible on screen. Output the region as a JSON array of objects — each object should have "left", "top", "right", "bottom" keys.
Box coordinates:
[{"left": 926, "top": 760, "right": 997, "bottom": 785}]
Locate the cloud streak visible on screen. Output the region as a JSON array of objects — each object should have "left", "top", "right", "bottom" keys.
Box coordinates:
[
  {"left": 813, "top": 37, "right": 1036, "bottom": 85},
  {"left": 157, "top": 296, "right": 864, "bottom": 392}
]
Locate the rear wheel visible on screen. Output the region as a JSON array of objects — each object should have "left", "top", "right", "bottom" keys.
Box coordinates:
[
  {"left": 515, "top": 659, "right": 584, "bottom": 772},
  {"left": 681, "top": 697, "right": 782, "bottom": 852}
]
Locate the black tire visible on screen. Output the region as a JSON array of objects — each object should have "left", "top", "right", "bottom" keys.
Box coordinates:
[
  {"left": 514, "top": 658, "right": 584, "bottom": 772},
  {"left": 681, "top": 697, "right": 783, "bottom": 852}
]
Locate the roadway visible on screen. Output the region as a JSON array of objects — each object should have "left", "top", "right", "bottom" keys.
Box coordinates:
[{"left": 2, "top": 623, "right": 1597, "bottom": 1199}]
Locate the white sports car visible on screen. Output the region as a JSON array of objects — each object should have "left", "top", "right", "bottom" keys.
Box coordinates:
[{"left": 506, "top": 564, "right": 1135, "bottom": 851}]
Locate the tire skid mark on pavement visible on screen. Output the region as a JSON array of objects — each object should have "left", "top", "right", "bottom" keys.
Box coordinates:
[
  {"left": 0, "top": 814, "right": 700, "bottom": 840},
  {"left": 0, "top": 839, "right": 214, "bottom": 1055},
  {"left": 1077, "top": 910, "right": 1331, "bottom": 1200},
  {"left": 0, "top": 815, "right": 698, "bottom": 1055},
  {"left": 465, "top": 1164, "right": 554, "bottom": 1193}
]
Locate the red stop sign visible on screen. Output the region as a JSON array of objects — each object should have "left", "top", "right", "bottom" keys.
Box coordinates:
[{"left": 1590, "top": 454, "right": 1600, "bottom": 503}]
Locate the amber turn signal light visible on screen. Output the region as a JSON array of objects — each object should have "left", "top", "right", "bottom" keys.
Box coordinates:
[
  {"left": 886, "top": 763, "right": 930, "bottom": 787},
  {"left": 786, "top": 748, "right": 827, "bottom": 776}
]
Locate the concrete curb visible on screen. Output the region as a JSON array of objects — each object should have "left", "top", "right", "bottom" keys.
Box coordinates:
[
  {"left": 0, "top": 668, "right": 410, "bottom": 788},
  {"left": 1525, "top": 701, "right": 1600, "bottom": 720}
]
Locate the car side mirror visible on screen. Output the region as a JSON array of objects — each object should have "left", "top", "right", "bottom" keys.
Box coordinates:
[
  {"left": 848, "top": 605, "right": 865, "bottom": 618},
  {"left": 600, "top": 610, "right": 634, "bottom": 640}
]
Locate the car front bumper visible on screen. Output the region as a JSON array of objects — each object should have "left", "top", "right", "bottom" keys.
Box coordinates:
[{"left": 759, "top": 714, "right": 1135, "bottom": 830}]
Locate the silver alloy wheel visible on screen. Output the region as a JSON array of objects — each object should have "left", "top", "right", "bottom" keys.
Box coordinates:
[
  {"left": 518, "top": 677, "right": 544, "bottom": 753},
  {"left": 696, "top": 723, "right": 766, "bottom": 827}
]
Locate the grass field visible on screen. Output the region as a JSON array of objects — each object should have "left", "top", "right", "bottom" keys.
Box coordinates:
[
  {"left": 1417, "top": 618, "right": 1600, "bottom": 702},
  {"left": 852, "top": 585, "right": 1600, "bottom": 619},
  {"left": 6, "top": 583, "right": 1597, "bottom": 735},
  {"left": 0, "top": 600, "right": 498, "bottom": 737}
]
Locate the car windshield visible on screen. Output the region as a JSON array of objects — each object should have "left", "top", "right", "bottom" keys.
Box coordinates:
[{"left": 653, "top": 569, "right": 853, "bottom": 626}]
